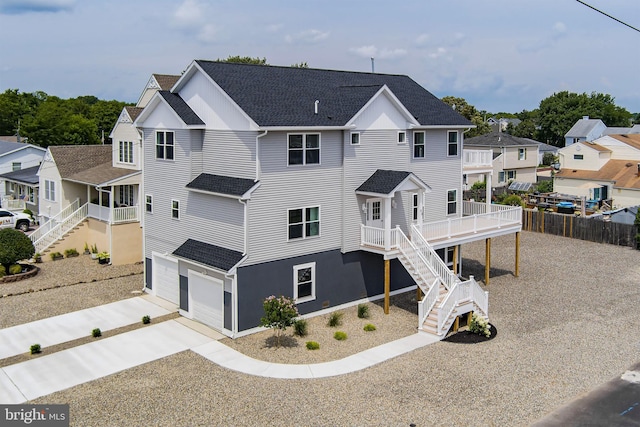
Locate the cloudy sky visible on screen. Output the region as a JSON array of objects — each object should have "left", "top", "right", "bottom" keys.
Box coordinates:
[{"left": 1, "top": 0, "right": 638, "bottom": 114}]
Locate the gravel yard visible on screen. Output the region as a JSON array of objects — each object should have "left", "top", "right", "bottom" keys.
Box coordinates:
[{"left": 18, "top": 232, "right": 640, "bottom": 426}]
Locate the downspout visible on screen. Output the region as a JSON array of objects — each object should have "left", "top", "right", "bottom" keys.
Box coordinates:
[
  {"left": 139, "top": 129, "right": 146, "bottom": 291},
  {"left": 255, "top": 130, "right": 268, "bottom": 181}
]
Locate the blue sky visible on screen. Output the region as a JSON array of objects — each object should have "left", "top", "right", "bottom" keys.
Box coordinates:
[{"left": 1, "top": 0, "right": 639, "bottom": 114}]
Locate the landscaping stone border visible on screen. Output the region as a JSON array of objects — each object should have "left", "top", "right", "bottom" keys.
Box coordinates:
[{"left": 0, "top": 264, "right": 40, "bottom": 283}]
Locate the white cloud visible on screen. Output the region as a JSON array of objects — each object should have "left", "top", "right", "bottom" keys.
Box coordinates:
[
  {"left": 350, "top": 45, "right": 378, "bottom": 58},
  {"left": 415, "top": 33, "right": 430, "bottom": 46},
  {"left": 0, "top": 0, "right": 75, "bottom": 14},
  {"left": 428, "top": 47, "right": 447, "bottom": 59},
  {"left": 350, "top": 45, "right": 407, "bottom": 59},
  {"left": 285, "top": 29, "right": 330, "bottom": 44},
  {"left": 198, "top": 23, "right": 219, "bottom": 43},
  {"left": 266, "top": 23, "right": 283, "bottom": 33},
  {"left": 173, "top": 0, "right": 206, "bottom": 28},
  {"left": 518, "top": 21, "right": 568, "bottom": 53}
]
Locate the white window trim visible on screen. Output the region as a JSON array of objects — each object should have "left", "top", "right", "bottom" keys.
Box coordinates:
[
  {"left": 446, "top": 189, "right": 457, "bottom": 216},
  {"left": 155, "top": 130, "right": 175, "bottom": 161},
  {"left": 287, "top": 206, "right": 320, "bottom": 241},
  {"left": 350, "top": 132, "right": 360, "bottom": 145},
  {"left": 171, "top": 199, "right": 180, "bottom": 220},
  {"left": 518, "top": 148, "right": 526, "bottom": 161},
  {"left": 44, "top": 179, "right": 56, "bottom": 202},
  {"left": 145, "top": 194, "right": 153, "bottom": 214},
  {"left": 397, "top": 131, "right": 406, "bottom": 144},
  {"left": 293, "top": 262, "right": 316, "bottom": 303},
  {"left": 412, "top": 193, "right": 419, "bottom": 221},
  {"left": 413, "top": 131, "right": 425, "bottom": 158},
  {"left": 447, "top": 131, "right": 459, "bottom": 157},
  {"left": 12, "top": 162, "right": 21, "bottom": 171},
  {"left": 287, "top": 133, "right": 321, "bottom": 166},
  {"left": 118, "top": 140, "right": 134, "bottom": 164}
]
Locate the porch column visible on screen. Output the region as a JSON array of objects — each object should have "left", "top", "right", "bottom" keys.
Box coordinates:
[
  {"left": 417, "top": 190, "right": 424, "bottom": 229},
  {"left": 485, "top": 173, "right": 492, "bottom": 207},
  {"left": 485, "top": 238, "right": 491, "bottom": 285},
  {"left": 384, "top": 259, "right": 390, "bottom": 315},
  {"left": 86, "top": 186, "right": 90, "bottom": 206},
  {"left": 452, "top": 245, "right": 459, "bottom": 275},
  {"left": 515, "top": 231, "right": 520, "bottom": 277},
  {"left": 383, "top": 196, "right": 392, "bottom": 251},
  {"left": 110, "top": 186, "right": 115, "bottom": 224}
]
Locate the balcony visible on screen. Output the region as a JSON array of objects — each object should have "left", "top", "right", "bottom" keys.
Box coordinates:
[
  {"left": 88, "top": 203, "right": 139, "bottom": 224},
  {"left": 463, "top": 149, "right": 494, "bottom": 170}
]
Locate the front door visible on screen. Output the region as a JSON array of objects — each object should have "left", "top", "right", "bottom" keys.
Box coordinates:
[{"left": 366, "top": 198, "right": 383, "bottom": 229}]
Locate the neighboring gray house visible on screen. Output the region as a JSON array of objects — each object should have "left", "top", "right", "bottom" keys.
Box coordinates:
[
  {"left": 564, "top": 116, "right": 607, "bottom": 147},
  {"left": 0, "top": 138, "right": 46, "bottom": 204},
  {"left": 0, "top": 166, "right": 40, "bottom": 212},
  {"left": 135, "top": 61, "right": 522, "bottom": 338},
  {"left": 537, "top": 141, "right": 558, "bottom": 165}
]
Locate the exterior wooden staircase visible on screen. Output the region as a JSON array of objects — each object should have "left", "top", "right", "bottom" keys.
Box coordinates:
[
  {"left": 30, "top": 200, "right": 89, "bottom": 254},
  {"left": 394, "top": 225, "right": 489, "bottom": 338}
]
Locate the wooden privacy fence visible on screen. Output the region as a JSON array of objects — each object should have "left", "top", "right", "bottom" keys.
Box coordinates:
[{"left": 522, "top": 209, "right": 637, "bottom": 248}]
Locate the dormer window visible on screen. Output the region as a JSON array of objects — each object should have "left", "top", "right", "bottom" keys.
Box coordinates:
[
  {"left": 119, "top": 141, "right": 134, "bottom": 164},
  {"left": 288, "top": 134, "right": 320, "bottom": 165}
]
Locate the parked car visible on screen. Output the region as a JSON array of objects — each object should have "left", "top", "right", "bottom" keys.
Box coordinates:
[{"left": 0, "top": 209, "right": 33, "bottom": 232}]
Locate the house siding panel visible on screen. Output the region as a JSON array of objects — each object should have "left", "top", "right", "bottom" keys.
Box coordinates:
[
  {"left": 245, "top": 130, "right": 343, "bottom": 266},
  {"left": 202, "top": 130, "right": 256, "bottom": 179},
  {"left": 236, "top": 249, "right": 414, "bottom": 332}
]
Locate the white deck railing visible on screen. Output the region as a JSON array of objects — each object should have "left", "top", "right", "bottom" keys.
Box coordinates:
[
  {"left": 410, "top": 224, "right": 459, "bottom": 291},
  {"left": 32, "top": 203, "right": 88, "bottom": 253},
  {"left": 1, "top": 198, "right": 26, "bottom": 211},
  {"left": 463, "top": 149, "right": 493, "bottom": 168},
  {"left": 436, "top": 276, "right": 488, "bottom": 336},
  {"left": 88, "top": 204, "right": 139, "bottom": 224}
]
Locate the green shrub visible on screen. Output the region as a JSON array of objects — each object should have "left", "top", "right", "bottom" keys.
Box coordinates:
[
  {"left": 469, "top": 313, "right": 491, "bottom": 338},
  {"left": 30, "top": 344, "right": 41, "bottom": 354},
  {"left": 49, "top": 252, "right": 63, "bottom": 260},
  {"left": 8, "top": 264, "right": 21, "bottom": 275},
  {"left": 333, "top": 331, "right": 347, "bottom": 341},
  {"left": 470, "top": 180, "right": 486, "bottom": 190},
  {"left": 0, "top": 265, "right": 5, "bottom": 277},
  {"left": 306, "top": 341, "right": 320, "bottom": 350},
  {"left": 500, "top": 194, "right": 524, "bottom": 207},
  {"left": 64, "top": 248, "right": 79, "bottom": 256},
  {"left": 260, "top": 295, "right": 299, "bottom": 347},
  {"left": 363, "top": 323, "right": 376, "bottom": 332},
  {"left": 293, "top": 318, "right": 308, "bottom": 337},
  {"left": 92, "top": 328, "right": 102, "bottom": 338},
  {"left": 23, "top": 208, "right": 34, "bottom": 218},
  {"left": 327, "top": 311, "right": 343, "bottom": 327},
  {"left": 142, "top": 315, "right": 151, "bottom": 324},
  {"left": 0, "top": 228, "right": 35, "bottom": 267},
  {"left": 536, "top": 180, "right": 553, "bottom": 193},
  {"left": 357, "top": 304, "right": 370, "bottom": 319}
]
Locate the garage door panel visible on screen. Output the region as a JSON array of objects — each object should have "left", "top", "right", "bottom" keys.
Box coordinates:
[
  {"left": 188, "top": 271, "right": 223, "bottom": 331},
  {"left": 153, "top": 255, "right": 179, "bottom": 305}
]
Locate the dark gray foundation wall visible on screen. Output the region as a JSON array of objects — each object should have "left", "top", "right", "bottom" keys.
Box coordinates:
[
  {"left": 236, "top": 249, "right": 415, "bottom": 332},
  {"left": 144, "top": 258, "right": 152, "bottom": 289}
]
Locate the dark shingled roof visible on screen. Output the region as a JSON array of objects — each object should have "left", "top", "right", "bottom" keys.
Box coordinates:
[
  {"left": 0, "top": 165, "right": 40, "bottom": 185},
  {"left": 158, "top": 91, "right": 205, "bottom": 126},
  {"left": 186, "top": 173, "right": 258, "bottom": 197},
  {"left": 464, "top": 131, "right": 540, "bottom": 147},
  {"left": 356, "top": 170, "right": 412, "bottom": 195},
  {"left": 172, "top": 239, "right": 244, "bottom": 271},
  {"left": 194, "top": 60, "right": 472, "bottom": 127}
]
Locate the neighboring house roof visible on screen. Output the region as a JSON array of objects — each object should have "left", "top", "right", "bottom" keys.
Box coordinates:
[
  {"left": 186, "top": 173, "right": 259, "bottom": 199},
  {"left": 0, "top": 140, "right": 45, "bottom": 156},
  {"left": 609, "top": 134, "right": 640, "bottom": 151},
  {"left": 158, "top": 91, "right": 205, "bottom": 126},
  {"left": 356, "top": 169, "right": 430, "bottom": 196},
  {"left": 575, "top": 141, "right": 611, "bottom": 152},
  {"left": 192, "top": 60, "right": 472, "bottom": 128},
  {"left": 47, "top": 145, "right": 139, "bottom": 186},
  {"left": 0, "top": 136, "right": 21, "bottom": 143},
  {"left": 556, "top": 159, "right": 640, "bottom": 189},
  {"left": 172, "top": 239, "right": 244, "bottom": 272},
  {"left": 537, "top": 142, "right": 558, "bottom": 153},
  {"left": 0, "top": 165, "right": 40, "bottom": 185},
  {"left": 565, "top": 118, "right": 604, "bottom": 138},
  {"left": 153, "top": 74, "right": 180, "bottom": 90},
  {"left": 464, "top": 131, "right": 540, "bottom": 147},
  {"left": 604, "top": 127, "right": 634, "bottom": 135},
  {"left": 125, "top": 106, "right": 144, "bottom": 122}
]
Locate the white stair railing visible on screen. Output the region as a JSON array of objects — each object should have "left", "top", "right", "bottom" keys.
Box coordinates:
[
  {"left": 30, "top": 199, "right": 80, "bottom": 244},
  {"left": 410, "top": 224, "right": 460, "bottom": 290},
  {"left": 394, "top": 227, "right": 437, "bottom": 292},
  {"left": 32, "top": 203, "right": 89, "bottom": 253}
]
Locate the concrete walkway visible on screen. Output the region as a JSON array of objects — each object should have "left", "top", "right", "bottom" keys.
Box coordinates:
[{"left": 0, "top": 296, "right": 441, "bottom": 404}]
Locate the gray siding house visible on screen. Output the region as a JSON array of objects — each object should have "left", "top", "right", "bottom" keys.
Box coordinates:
[{"left": 136, "top": 61, "right": 522, "bottom": 338}]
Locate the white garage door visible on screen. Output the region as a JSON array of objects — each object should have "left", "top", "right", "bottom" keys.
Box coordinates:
[
  {"left": 152, "top": 253, "right": 179, "bottom": 305},
  {"left": 188, "top": 270, "right": 223, "bottom": 331}
]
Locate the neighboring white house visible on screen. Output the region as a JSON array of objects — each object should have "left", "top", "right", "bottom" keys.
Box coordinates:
[
  {"left": 0, "top": 138, "right": 46, "bottom": 206},
  {"left": 463, "top": 131, "right": 540, "bottom": 188},
  {"left": 134, "top": 61, "right": 523, "bottom": 338},
  {"left": 555, "top": 134, "right": 640, "bottom": 209},
  {"left": 564, "top": 116, "right": 640, "bottom": 147},
  {"left": 32, "top": 74, "right": 179, "bottom": 265}
]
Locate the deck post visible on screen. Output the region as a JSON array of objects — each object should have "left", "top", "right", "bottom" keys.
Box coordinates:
[
  {"left": 515, "top": 231, "right": 520, "bottom": 277},
  {"left": 485, "top": 238, "right": 491, "bottom": 286},
  {"left": 453, "top": 316, "right": 459, "bottom": 332},
  {"left": 416, "top": 285, "right": 422, "bottom": 301},
  {"left": 452, "top": 245, "right": 459, "bottom": 275},
  {"left": 384, "top": 259, "right": 390, "bottom": 314}
]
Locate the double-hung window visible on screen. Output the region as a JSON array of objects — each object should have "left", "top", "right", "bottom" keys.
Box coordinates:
[
  {"left": 288, "top": 134, "right": 320, "bottom": 165},
  {"left": 145, "top": 195, "right": 153, "bottom": 213},
  {"left": 518, "top": 148, "right": 526, "bottom": 160},
  {"left": 447, "top": 131, "right": 458, "bottom": 156},
  {"left": 447, "top": 189, "right": 457, "bottom": 215},
  {"left": 156, "top": 131, "right": 174, "bottom": 160},
  {"left": 288, "top": 207, "right": 320, "bottom": 240},
  {"left": 44, "top": 180, "right": 56, "bottom": 201},
  {"left": 414, "top": 132, "right": 425, "bottom": 158},
  {"left": 119, "top": 141, "right": 134, "bottom": 163},
  {"left": 293, "top": 262, "right": 315, "bottom": 303},
  {"left": 412, "top": 193, "right": 419, "bottom": 221},
  {"left": 351, "top": 132, "right": 360, "bottom": 145},
  {"left": 398, "top": 131, "right": 406, "bottom": 144},
  {"left": 171, "top": 199, "right": 180, "bottom": 219}
]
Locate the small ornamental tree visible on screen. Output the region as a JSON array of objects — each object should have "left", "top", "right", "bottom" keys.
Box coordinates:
[
  {"left": 0, "top": 228, "right": 35, "bottom": 272},
  {"left": 259, "top": 295, "right": 299, "bottom": 347}
]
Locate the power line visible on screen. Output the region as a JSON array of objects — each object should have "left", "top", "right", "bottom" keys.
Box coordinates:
[{"left": 576, "top": 0, "right": 640, "bottom": 33}]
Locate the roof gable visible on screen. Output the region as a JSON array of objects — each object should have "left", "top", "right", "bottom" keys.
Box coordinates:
[
  {"left": 177, "top": 60, "right": 471, "bottom": 128},
  {"left": 0, "top": 140, "right": 46, "bottom": 157},
  {"left": 356, "top": 169, "right": 431, "bottom": 196}
]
